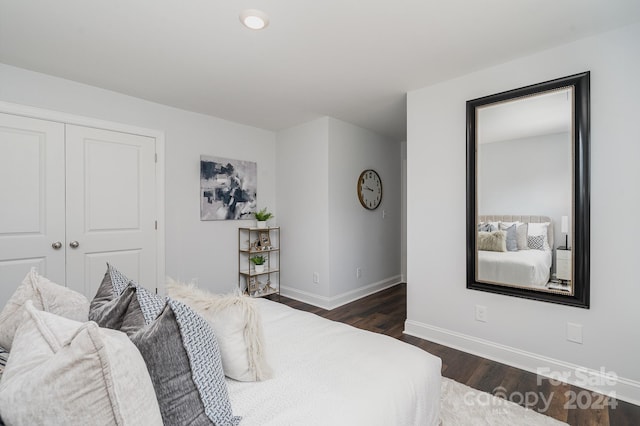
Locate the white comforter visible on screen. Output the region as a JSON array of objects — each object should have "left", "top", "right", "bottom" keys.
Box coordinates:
[
  {"left": 226, "top": 298, "right": 442, "bottom": 426},
  {"left": 477, "top": 249, "right": 552, "bottom": 288}
]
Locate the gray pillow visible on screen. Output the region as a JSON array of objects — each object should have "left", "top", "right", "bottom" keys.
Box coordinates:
[
  {"left": 499, "top": 223, "right": 518, "bottom": 252},
  {"left": 90, "top": 264, "right": 164, "bottom": 333},
  {"left": 477, "top": 231, "right": 507, "bottom": 252},
  {"left": 89, "top": 284, "right": 147, "bottom": 336},
  {"left": 0, "top": 346, "right": 8, "bottom": 382},
  {"left": 90, "top": 263, "right": 134, "bottom": 317},
  {"left": 128, "top": 299, "right": 241, "bottom": 426},
  {"left": 478, "top": 222, "right": 497, "bottom": 232}
]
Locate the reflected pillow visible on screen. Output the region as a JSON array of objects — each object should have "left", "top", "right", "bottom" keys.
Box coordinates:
[
  {"left": 500, "top": 221, "right": 527, "bottom": 248},
  {"left": 499, "top": 223, "right": 518, "bottom": 252},
  {"left": 527, "top": 234, "right": 546, "bottom": 250},
  {"left": 478, "top": 231, "right": 507, "bottom": 252},
  {"left": 515, "top": 223, "right": 529, "bottom": 250},
  {"left": 478, "top": 223, "right": 497, "bottom": 232},
  {"left": 527, "top": 222, "right": 551, "bottom": 250}
]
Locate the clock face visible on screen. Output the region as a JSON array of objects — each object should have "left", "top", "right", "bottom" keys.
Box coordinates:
[{"left": 357, "top": 169, "right": 382, "bottom": 210}]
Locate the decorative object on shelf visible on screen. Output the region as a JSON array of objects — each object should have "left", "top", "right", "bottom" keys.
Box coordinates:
[
  {"left": 561, "top": 215, "right": 569, "bottom": 249},
  {"left": 250, "top": 255, "right": 266, "bottom": 273},
  {"left": 254, "top": 207, "right": 274, "bottom": 228},
  {"left": 258, "top": 231, "right": 271, "bottom": 248},
  {"left": 357, "top": 169, "right": 382, "bottom": 210},
  {"left": 263, "top": 279, "right": 276, "bottom": 295},
  {"left": 200, "top": 155, "right": 257, "bottom": 221},
  {"left": 247, "top": 276, "right": 259, "bottom": 294}
]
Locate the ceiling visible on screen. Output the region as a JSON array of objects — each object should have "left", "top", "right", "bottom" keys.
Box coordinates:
[
  {"left": 478, "top": 89, "right": 572, "bottom": 144},
  {"left": 1, "top": 1, "right": 639, "bottom": 141}
]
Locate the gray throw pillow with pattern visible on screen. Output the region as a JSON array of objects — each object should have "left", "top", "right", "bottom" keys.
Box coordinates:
[{"left": 129, "top": 299, "right": 241, "bottom": 426}]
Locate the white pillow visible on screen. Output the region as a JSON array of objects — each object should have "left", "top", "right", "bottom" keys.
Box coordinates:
[
  {"left": 527, "top": 222, "right": 551, "bottom": 250},
  {"left": 0, "top": 268, "right": 89, "bottom": 350},
  {"left": 0, "top": 301, "right": 163, "bottom": 425},
  {"left": 166, "top": 277, "right": 272, "bottom": 382}
]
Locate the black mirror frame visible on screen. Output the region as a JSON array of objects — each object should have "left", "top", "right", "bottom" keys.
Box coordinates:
[{"left": 466, "top": 72, "right": 590, "bottom": 308}]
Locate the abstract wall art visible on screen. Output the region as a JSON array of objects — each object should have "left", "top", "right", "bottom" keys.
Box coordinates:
[{"left": 200, "top": 155, "right": 257, "bottom": 220}]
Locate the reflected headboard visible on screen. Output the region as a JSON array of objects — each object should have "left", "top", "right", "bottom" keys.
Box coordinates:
[{"left": 479, "top": 215, "right": 554, "bottom": 248}]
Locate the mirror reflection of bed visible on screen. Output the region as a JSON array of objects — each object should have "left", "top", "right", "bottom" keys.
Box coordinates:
[
  {"left": 474, "top": 86, "right": 573, "bottom": 294},
  {"left": 468, "top": 73, "right": 589, "bottom": 307},
  {"left": 476, "top": 215, "right": 571, "bottom": 293}
]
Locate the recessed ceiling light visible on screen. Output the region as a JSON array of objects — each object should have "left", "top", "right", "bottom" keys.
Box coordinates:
[{"left": 240, "top": 9, "right": 269, "bottom": 30}]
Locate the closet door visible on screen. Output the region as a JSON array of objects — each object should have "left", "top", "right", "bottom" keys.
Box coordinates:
[
  {"left": 65, "top": 125, "right": 157, "bottom": 297},
  {"left": 0, "top": 113, "right": 66, "bottom": 304}
]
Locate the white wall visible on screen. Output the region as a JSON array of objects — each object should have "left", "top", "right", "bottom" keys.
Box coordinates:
[
  {"left": 479, "top": 132, "right": 572, "bottom": 249},
  {"left": 0, "top": 64, "right": 402, "bottom": 309},
  {"left": 328, "top": 118, "right": 402, "bottom": 300},
  {"left": 0, "top": 63, "right": 277, "bottom": 293},
  {"left": 406, "top": 23, "right": 640, "bottom": 404},
  {"left": 275, "top": 118, "right": 331, "bottom": 300},
  {"left": 276, "top": 117, "right": 402, "bottom": 308}
]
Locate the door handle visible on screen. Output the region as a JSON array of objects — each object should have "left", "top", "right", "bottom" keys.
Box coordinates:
[
  {"left": 69, "top": 240, "right": 80, "bottom": 249},
  {"left": 52, "top": 241, "right": 62, "bottom": 250}
]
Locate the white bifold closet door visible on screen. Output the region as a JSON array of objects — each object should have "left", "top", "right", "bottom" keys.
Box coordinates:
[{"left": 0, "top": 113, "right": 157, "bottom": 306}]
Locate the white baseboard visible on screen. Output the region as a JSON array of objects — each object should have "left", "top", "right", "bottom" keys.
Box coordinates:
[
  {"left": 281, "top": 275, "right": 402, "bottom": 310},
  {"left": 404, "top": 319, "right": 640, "bottom": 406},
  {"left": 278, "top": 286, "right": 332, "bottom": 309}
]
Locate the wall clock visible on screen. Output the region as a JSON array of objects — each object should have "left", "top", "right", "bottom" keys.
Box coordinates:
[{"left": 357, "top": 169, "right": 382, "bottom": 210}]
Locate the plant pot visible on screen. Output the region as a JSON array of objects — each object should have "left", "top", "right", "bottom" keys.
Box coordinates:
[
  {"left": 254, "top": 264, "right": 265, "bottom": 273},
  {"left": 257, "top": 220, "right": 267, "bottom": 228}
]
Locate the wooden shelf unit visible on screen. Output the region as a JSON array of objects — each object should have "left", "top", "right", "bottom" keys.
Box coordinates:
[{"left": 238, "top": 226, "right": 280, "bottom": 298}]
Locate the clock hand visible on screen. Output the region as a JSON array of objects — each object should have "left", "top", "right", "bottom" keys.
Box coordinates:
[{"left": 364, "top": 186, "right": 374, "bottom": 191}]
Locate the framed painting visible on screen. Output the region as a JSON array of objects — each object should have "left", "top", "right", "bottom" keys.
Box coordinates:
[
  {"left": 258, "top": 231, "right": 271, "bottom": 248},
  {"left": 200, "top": 155, "right": 257, "bottom": 220}
]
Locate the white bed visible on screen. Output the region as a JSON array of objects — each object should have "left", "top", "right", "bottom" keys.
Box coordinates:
[
  {"left": 226, "top": 298, "right": 442, "bottom": 426},
  {"left": 477, "top": 215, "right": 554, "bottom": 289},
  {"left": 0, "top": 271, "right": 442, "bottom": 425},
  {"left": 477, "top": 249, "right": 552, "bottom": 288}
]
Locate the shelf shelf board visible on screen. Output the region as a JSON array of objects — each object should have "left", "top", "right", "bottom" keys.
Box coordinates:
[
  {"left": 240, "top": 268, "right": 280, "bottom": 276},
  {"left": 239, "top": 226, "right": 280, "bottom": 231},
  {"left": 246, "top": 287, "right": 279, "bottom": 298},
  {"left": 239, "top": 248, "right": 280, "bottom": 253}
]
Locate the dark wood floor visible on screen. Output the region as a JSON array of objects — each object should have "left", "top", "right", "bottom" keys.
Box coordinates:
[{"left": 269, "top": 284, "right": 639, "bottom": 426}]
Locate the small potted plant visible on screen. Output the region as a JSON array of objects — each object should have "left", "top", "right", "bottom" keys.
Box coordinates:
[
  {"left": 254, "top": 207, "right": 274, "bottom": 228},
  {"left": 250, "top": 255, "right": 267, "bottom": 273}
]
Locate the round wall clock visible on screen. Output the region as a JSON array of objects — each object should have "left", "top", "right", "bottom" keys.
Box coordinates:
[{"left": 357, "top": 169, "right": 382, "bottom": 210}]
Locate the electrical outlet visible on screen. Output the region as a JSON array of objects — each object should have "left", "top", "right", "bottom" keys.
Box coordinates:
[
  {"left": 567, "top": 322, "right": 583, "bottom": 344},
  {"left": 475, "top": 305, "right": 487, "bottom": 322},
  {"left": 356, "top": 267, "right": 362, "bottom": 279},
  {"left": 313, "top": 272, "right": 320, "bottom": 284}
]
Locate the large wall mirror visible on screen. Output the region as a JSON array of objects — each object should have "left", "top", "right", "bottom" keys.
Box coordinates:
[{"left": 466, "top": 72, "right": 590, "bottom": 308}]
